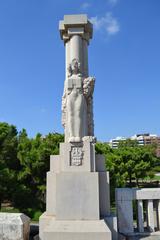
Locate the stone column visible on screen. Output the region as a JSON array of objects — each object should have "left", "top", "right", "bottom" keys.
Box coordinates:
[
  {"left": 39, "top": 15, "right": 113, "bottom": 240},
  {"left": 137, "top": 200, "right": 144, "bottom": 232},
  {"left": 147, "top": 200, "right": 155, "bottom": 232},
  {"left": 70, "top": 35, "right": 82, "bottom": 67},
  {"left": 59, "top": 15, "right": 95, "bottom": 143},
  {"left": 156, "top": 200, "right": 160, "bottom": 230},
  {"left": 65, "top": 40, "right": 70, "bottom": 79},
  {"left": 83, "top": 38, "right": 89, "bottom": 77},
  {"left": 116, "top": 188, "right": 134, "bottom": 234},
  {"left": 60, "top": 15, "right": 92, "bottom": 78}
]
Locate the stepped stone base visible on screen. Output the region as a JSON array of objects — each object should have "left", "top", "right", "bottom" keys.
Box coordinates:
[
  {"left": 39, "top": 214, "right": 111, "bottom": 240},
  {"left": 39, "top": 140, "right": 114, "bottom": 239}
]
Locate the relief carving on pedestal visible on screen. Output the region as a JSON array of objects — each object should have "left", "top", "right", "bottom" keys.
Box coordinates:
[{"left": 70, "top": 147, "right": 83, "bottom": 166}]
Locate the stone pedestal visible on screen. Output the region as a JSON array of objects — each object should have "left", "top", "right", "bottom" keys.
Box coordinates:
[
  {"left": 39, "top": 139, "right": 112, "bottom": 239},
  {"left": 40, "top": 215, "right": 111, "bottom": 240}
]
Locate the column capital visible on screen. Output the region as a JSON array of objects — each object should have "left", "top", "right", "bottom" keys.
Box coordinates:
[{"left": 59, "top": 14, "right": 93, "bottom": 43}]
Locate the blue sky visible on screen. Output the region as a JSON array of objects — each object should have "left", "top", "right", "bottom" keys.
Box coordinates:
[{"left": 0, "top": 0, "right": 160, "bottom": 141}]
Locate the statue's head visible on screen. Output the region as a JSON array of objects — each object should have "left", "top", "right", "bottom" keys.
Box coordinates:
[{"left": 68, "top": 58, "right": 81, "bottom": 76}]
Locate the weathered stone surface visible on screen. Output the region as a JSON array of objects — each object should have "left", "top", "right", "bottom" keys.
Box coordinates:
[
  {"left": 39, "top": 14, "right": 113, "bottom": 240},
  {"left": 60, "top": 14, "right": 95, "bottom": 143},
  {"left": 60, "top": 141, "right": 96, "bottom": 172},
  {"left": 56, "top": 172, "right": 99, "bottom": 220},
  {"left": 105, "top": 214, "right": 118, "bottom": 240},
  {"left": 46, "top": 172, "right": 56, "bottom": 215},
  {"left": 0, "top": 213, "right": 30, "bottom": 240},
  {"left": 42, "top": 217, "right": 111, "bottom": 240},
  {"left": 99, "top": 171, "right": 110, "bottom": 216},
  {"left": 116, "top": 188, "right": 160, "bottom": 236},
  {"left": 135, "top": 188, "right": 160, "bottom": 200},
  {"left": 96, "top": 154, "right": 106, "bottom": 172},
  {"left": 39, "top": 213, "right": 52, "bottom": 240},
  {"left": 116, "top": 188, "right": 134, "bottom": 234}
]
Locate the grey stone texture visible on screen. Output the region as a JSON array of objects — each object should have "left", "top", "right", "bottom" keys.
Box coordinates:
[
  {"left": 0, "top": 213, "right": 30, "bottom": 240},
  {"left": 116, "top": 188, "right": 160, "bottom": 236},
  {"left": 39, "top": 14, "right": 116, "bottom": 240},
  {"left": 40, "top": 139, "right": 115, "bottom": 239},
  {"left": 56, "top": 172, "right": 99, "bottom": 220},
  {"left": 41, "top": 217, "right": 111, "bottom": 240}
]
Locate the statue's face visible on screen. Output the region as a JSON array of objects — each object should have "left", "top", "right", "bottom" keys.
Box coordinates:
[
  {"left": 72, "top": 61, "right": 78, "bottom": 73},
  {"left": 68, "top": 59, "right": 80, "bottom": 76}
]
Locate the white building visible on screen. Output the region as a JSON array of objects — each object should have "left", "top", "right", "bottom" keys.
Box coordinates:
[{"left": 109, "top": 133, "right": 158, "bottom": 149}]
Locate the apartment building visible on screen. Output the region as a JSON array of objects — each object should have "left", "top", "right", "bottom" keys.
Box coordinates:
[{"left": 109, "top": 133, "right": 160, "bottom": 157}]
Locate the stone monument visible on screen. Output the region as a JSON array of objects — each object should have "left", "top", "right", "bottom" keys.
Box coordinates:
[{"left": 39, "top": 14, "right": 115, "bottom": 240}]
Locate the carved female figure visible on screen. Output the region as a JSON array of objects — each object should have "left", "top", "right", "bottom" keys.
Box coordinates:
[{"left": 62, "top": 58, "right": 95, "bottom": 142}]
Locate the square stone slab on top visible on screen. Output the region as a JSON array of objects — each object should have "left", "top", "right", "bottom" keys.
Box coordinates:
[
  {"left": 64, "top": 14, "right": 88, "bottom": 24},
  {"left": 59, "top": 14, "right": 93, "bottom": 39}
]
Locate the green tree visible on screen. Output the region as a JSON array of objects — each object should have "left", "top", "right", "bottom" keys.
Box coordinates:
[
  {"left": 0, "top": 122, "right": 19, "bottom": 208},
  {"left": 96, "top": 139, "right": 158, "bottom": 188},
  {"left": 14, "top": 130, "right": 64, "bottom": 214},
  {"left": 116, "top": 140, "right": 157, "bottom": 186}
]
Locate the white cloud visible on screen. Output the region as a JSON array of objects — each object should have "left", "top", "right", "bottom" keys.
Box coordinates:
[
  {"left": 81, "top": 2, "right": 91, "bottom": 10},
  {"left": 90, "top": 12, "right": 120, "bottom": 36},
  {"left": 108, "top": 0, "right": 118, "bottom": 6}
]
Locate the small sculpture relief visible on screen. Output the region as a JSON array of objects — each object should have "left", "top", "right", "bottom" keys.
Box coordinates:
[
  {"left": 62, "top": 58, "right": 95, "bottom": 143},
  {"left": 70, "top": 147, "right": 83, "bottom": 166},
  {"left": 83, "top": 76, "right": 95, "bottom": 136},
  {"left": 68, "top": 58, "right": 81, "bottom": 77}
]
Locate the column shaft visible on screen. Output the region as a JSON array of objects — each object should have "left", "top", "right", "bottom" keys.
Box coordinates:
[
  {"left": 83, "top": 39, "right": 89, "bottom": 77},
  {"left": 147, "top": 200, "right": 155, "bottom": 232},
  {"left": 70, "top": 35, "right": 83, "bottom": 71},
  {"left": 65, "top": 41, "right": 70, "bottom": 79},
  {"left": 137, "top": 200, "right": 144, "bottom": 232}
]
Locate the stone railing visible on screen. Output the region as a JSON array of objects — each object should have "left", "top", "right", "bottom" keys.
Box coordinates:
[{"left": 116, "top": 188, "right": 160, "bottom": 235}]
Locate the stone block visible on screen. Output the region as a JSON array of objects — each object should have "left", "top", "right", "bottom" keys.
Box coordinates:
[
  {"left": 56, "top": 172, "right": 99, "bottom": 220},
  {"left": 42, "top": 218, "right": 111, "bottom": 240},
  {"left": 105, "top": 214, "right": 118, "bottom": 240},
  {"left": 46, "top": 172, "right": 56, "bottom": 215},
  {"left": 60, "top": 141, "right": 96, "bottom": 172},
  {"left": 50, "top": 155, "right": 60, "bottom": 172},
  {"left": 99, "top": 172, "right": 110, "bottom": 216},
  {"left": 64, "top": 14, "right": 88, "bottom": 25},
  {"left": 116, "top": 188, "right": 134, "bottom": 234},
  {"left": 39, "top": 212, "right": 53, "bottom": 240},
  {"left": 116, "top": 188, "right": 133, "bottom": 201},
  {"left": 135, "top": 188, "right": 160, "bottom": 200},
  {"left": 0, "top": 213, "right": 30, "bottom": 240},
  {"left": 59, "top": 15, "right": 93, "bottom": 40},
  {"left": 96, "top": 154, "right": 106, "bottom": 172}
]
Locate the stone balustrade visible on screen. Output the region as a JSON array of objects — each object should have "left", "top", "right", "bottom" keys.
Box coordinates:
[{"left": 116, "top": 188, "right": 160, "bottom": 235}]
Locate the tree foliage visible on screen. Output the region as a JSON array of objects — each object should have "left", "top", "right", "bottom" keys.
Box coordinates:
[
  {"left": 96, "top": 139, "right": 159, "bottom": 188},
  {"left": 0, "top": 123, "right": 20, "bottom": 208},
  {"left": 0, "top": 121, "right": 159, "bottom": 216},
  {"left": 0, "top": 122, "right": 64, "bottom": 216}
]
